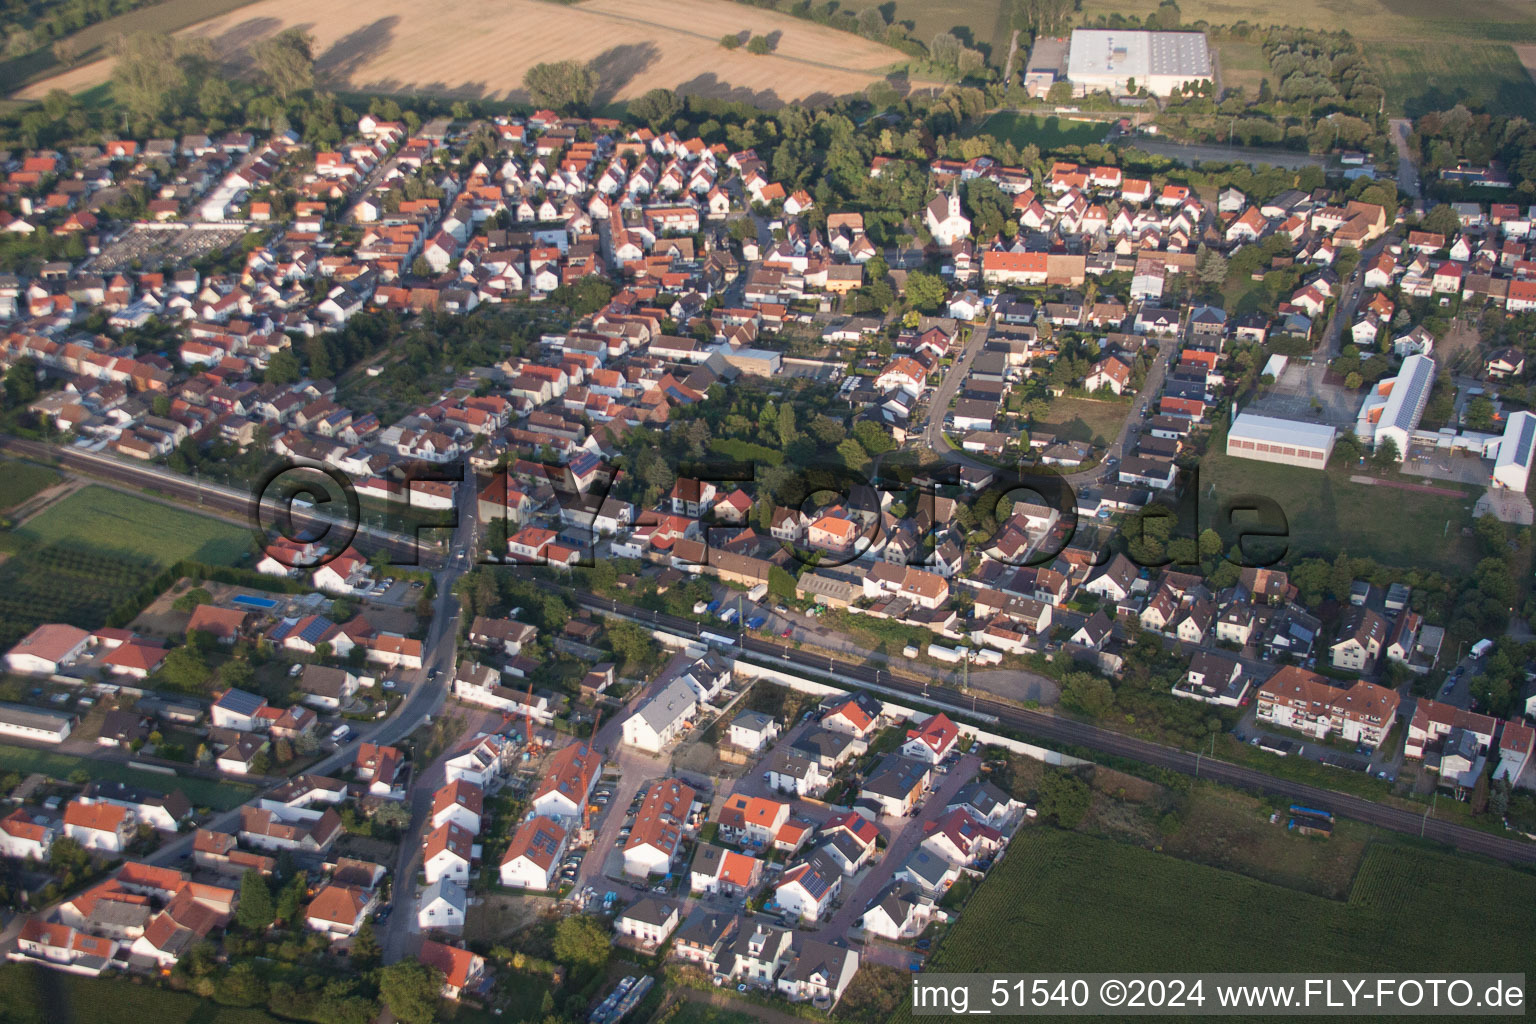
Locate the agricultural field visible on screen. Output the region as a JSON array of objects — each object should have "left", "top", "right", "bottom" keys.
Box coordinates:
[
  {"left": 973, "top": 111, "right": 1106, "bottom": 151},
  {"left": 894, "top": 829, "right": 1536, "bottom": 1021},
  {"left": 18, "top": 0, "right": 911, "bottom": 104},
  {"left": 0, "top": 460, "right": 59, "bottom": 513},
  {"left": 1031, "top": 395, "right": 1132, "bottom": 446},
  {"left": 1078, "top": 0, "right": 1536, "bottom": 117},
  {"left": 0, "top": 743, "right": 253, "bottom": 809},
  {"left": 1200, "top": 450, "right": 1480, "bottom": 575}
]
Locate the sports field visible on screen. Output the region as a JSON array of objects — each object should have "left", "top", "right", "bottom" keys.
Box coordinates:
[
  {"left": 894, "top": 829, "right": 1536, "bottom": 1017},
  {"left": 1201, "top": 450, "right": 1478, "bottom": 574},
  {"left": 18, "top": 0, "right": 910, "bottom": 104},
  {"left": 15, "top": 485, "right": 251, "bottom": 567}
]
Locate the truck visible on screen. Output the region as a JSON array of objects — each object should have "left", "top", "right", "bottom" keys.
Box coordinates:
[
  {"left": 747, "top": 583, "right": 768, "bottom": 602},
  {"left": 719, "top": 607, "right": 739, "bottom": 625},
  {"left": 1471, "top": 638, "right": 1494, "bottom": 659},
  {"left": 692, "top": 600, "right": 709, "bottom": 615},
  {"left": 746, "top": 615, "right": 767, "bottom": 631}
]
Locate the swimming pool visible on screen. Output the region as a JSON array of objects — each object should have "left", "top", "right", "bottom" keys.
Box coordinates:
[{"left": 231, "top": 594, "right": 279, "bottom": 610}]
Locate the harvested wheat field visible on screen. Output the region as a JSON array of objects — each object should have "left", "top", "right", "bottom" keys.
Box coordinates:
[{"left": 19, "top": 0, "right": 911, "bottom": 105}]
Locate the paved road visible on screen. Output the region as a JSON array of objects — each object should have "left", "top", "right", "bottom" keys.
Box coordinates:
[
  {"left": 569, "top": 592, "right": 1536, "bottom": 866},
  {"left": 1389, "top": 119, "right": 1421, "bottom": 199}
]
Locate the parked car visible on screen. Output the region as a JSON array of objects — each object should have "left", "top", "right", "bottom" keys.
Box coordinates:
[{"left": 747, "top": 616, "right": 767, "bottom": 630}]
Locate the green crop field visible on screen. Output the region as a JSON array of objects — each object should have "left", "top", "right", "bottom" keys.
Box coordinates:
[
  {"left": 0, "top": 460, "right": 59, "bottom": 512},
  {"left": 974, "top": 112, "right": 1106, "bottom": 151},
  {"left": 1201, "top": 451, "right": 1479, "bottom": 574},
  {"left": 894, "top": 830, "right": 1536, "bottom": 1022},
  {"left": 0, "top": 744, "right": 252, "bottom": 810},
  {"left": 14, "top": 485, "right": 252, "bottom": 567}
]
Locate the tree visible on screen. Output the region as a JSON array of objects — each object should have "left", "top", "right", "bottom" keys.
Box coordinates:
[
  {"left": 266, "top": 348, "right": 301, "bottom": 385},
  {"left": 215, "top": 961, "right": 268, "bottom": 1007},
  {"left": 275, "top": 871, "right": 306, "bottom": 923},
  {"left": 52, "top": 37, "right": 81, "bottom": 67},
  {"left": 905, "top": 270, "right": 946, "bottom": 313},
  {"left": 110, "top": 33, "right": 185, "bottom": 121},
  {"left": 251, "top": 28, "right": 314, "bottom": 100},
  {"left": 1196, "top": 247, "right": 1228, "bottom": 288},
  {"left": 553, "top": 915, "right": 611, "bottom": 972},
  {"left": 351, "top": 917, "right": 381, "bottom": 967},
  {"left": 629, "top": 88, "right": 680, "bottom": 130},
  {"left": 1420, "top": 204, "right": 1460, "bottom": 238},
  {"left": 745, "top": 35, "right": 773, "bottom": 55},
  {"left": 720, "top": 33, "right": 742, "bottom": 50},
  {"left": 523, "top": 60, "right": 597, "bottom": 112},
  {"left": 776, "top": 402, "right": 797, "bottom": 447},
  {"left": 853, "top": 419, "right": 895, "bottom": 455},
  {"left": 1038, "top": 768, "right": 1091, "bottom": 828},
  {"left": 236, "top": 870, "right": 274, "bottom": 931},
  {"left": 3, "top": 358, "right": 37, "bottom": 406},
  {"left": 379, "top": 961, "right": 443, "bottom": 1024},
  {"left": 1345, "top": 371, "right": 1363, "bottom": 390},
  {"left": 1061, "top": 672, "right": 1114, "bottom": 718},
  {"left": 1372, "top": 436, "right": 1401, "bottom": 467}
]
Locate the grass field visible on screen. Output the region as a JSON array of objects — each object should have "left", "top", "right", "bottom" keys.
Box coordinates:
[
  {"left": 14, "top": 485, "right": 252, "bottom": 567},
  {"left": 1033, "top": 395, "right": 1132, "bottom": 445},
  {"left": 1201, "top": 450, "right": 1479, "bottom": 573},
  {"left": 0, "top": 460, "right": 60, "bottom": 513},
  {"left": 894, "top": 829, "right": 1536, "bottom": 1015},
  {"left": 18, "top": 0, "right": 912, "bottom": 104},
  {"left": 0, "top": 966, "right": 282, "bottom": 1024},
  {"left": 0, "top": 743, "right": 253, "bottom": 810},
  {"left": 974, "top": 111, "right": 1106, "bottom": 150}
]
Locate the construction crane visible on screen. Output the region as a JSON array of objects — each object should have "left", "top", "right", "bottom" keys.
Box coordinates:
[
  {"left": 523, "top": 679, "right": 543, "bottom": 757},
  {"left": 581, "top": 705, "right": 604, "bottom": 833}
]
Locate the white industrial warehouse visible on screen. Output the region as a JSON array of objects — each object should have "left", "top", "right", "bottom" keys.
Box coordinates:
[
  {"left": 1226, "top": 412, "right": 1338, "bottom": 469},
  {"left": 1356, "top": 353, "right": 1436, "bottom": 461},
  {"left": 1065, "top": 29, "right": 1212, "bottom": 97}
]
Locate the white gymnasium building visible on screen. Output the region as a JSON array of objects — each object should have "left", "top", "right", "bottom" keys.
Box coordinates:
[
  {"left": 1226, "top": 412, "right": 1337, "bottom": 469},
  {"left": 1492, "top": 411, "right": 1536, "bottom": 492},
  {"left": 1066, "top": 30, "right": 1212, "bottom": 97}
]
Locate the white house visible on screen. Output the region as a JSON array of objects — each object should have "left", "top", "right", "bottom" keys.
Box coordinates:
[
  {"left": 773, "top": 851, "right": 842, "bottom": 922},
  {"left": 727, "top": 710, "right": 780, "bottom": 754},
  {"left": 621, "top": 677, "right": 697, "bottom": 753},
  {"left": 62, "top": 800, "right": 132, "bottom": 853},
  {"left": 422, "top": 821, "right": 475, "bottom": 884},
  {"left": 0, "top": 809, "right": 54, "bottom": 861},
  {"left": 499, "top": 815, "right": 567, "bottom": 890},
  {"left": 615, "top": 898, "right": 680, "bottom": 948},
  {"left": 417, "top": 877, "right": 467, "bottom": 931},
  {"left": 430, "top": 780, "right": 484, "bottom": 835}
]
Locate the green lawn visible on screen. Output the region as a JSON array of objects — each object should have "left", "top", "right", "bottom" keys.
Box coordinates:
[
  {"left": 15, "top": 485, "right": 252, "bottom": 567},
  {"left": 0, "top": 743, "right": 252, "bottom": 810},
  {"left": 1201, "top": 450, "right": 1479, "bottom": 574},
  {"left": 1033, "top": 396, "right": 1132, "bottom": 446},
  {"left": 894, "top": 829, "right": 1536, "bottom": 1019},
  {"left": 0, "top": 966, "right": 283, "bottom": 1024},
  {"left": 0, "top": 460, "right": 59, "bottom": 512},
  {"left": 974, "top": 112, "right": 1106, "bottom": 151}
]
